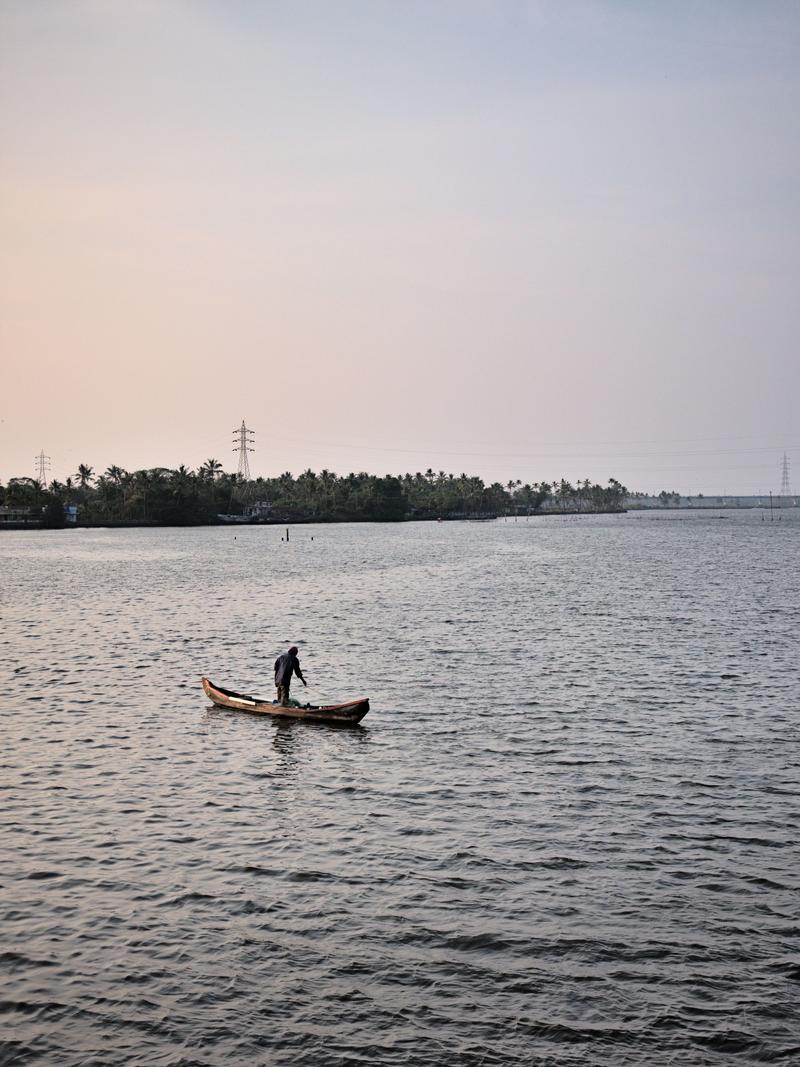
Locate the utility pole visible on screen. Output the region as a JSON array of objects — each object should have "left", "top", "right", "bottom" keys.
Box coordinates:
[{"left": 35, "top": 450, "right": 51, "bottom": 486}]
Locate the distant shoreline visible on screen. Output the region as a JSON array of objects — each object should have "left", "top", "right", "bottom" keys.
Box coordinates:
[
  {"left": 0, "top": 510, "right": 633, "bottom": 531},
  {"left": 4, "top": 504, "right": 797, "bottom": 532}
]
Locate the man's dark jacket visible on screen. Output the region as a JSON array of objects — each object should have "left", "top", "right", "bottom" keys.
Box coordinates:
[{"left": 274, "top": 651, "right": 302, "bottom": 687}]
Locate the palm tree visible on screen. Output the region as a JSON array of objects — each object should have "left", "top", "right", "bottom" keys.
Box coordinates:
[
  {"left": 94, "top": 474, "right": 113, "bottom": 516},
  {"left": 200, "top": 458, "right": 223, "bottom": 481},
  {"left": 530, "top": 482, "right": 550, "bottom": 510},
  {"left": 296, "top": 469, "right": 319, "bottom": 515},
  {"left": 171, "top": 465, "right": 194, "bottom": 490},
  {"left": 119, "top": 471, "right": 134, "bottom": 517},
  {"left": 196, "top": 459, "right": 223, "bottom": 516},
  {"left": 607, "top": 477, "right": 627, "bottom": 510},
  {"left": 556, "top": 479, "right": 574, "bottom": 511},
  {"left": 104, "top": 465, "right": 127, "bottom": 485},
  {"left": 97, "top": 466, "right": 127, "bottom": 518},
  {"left": 76, "top": 464, "right": 94, "bottom": 490},
  {"left": 135, "top": 468, "right": 169, "bottom": 521}
]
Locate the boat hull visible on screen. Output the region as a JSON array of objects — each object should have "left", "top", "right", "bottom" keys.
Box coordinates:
[{"left": 202, "top": 677, "right": 369, "bottom": 725}]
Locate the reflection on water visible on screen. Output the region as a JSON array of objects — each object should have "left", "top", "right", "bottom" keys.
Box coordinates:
[
  {"left": 201, "top": 703, "right": 371, "bottom": 784},
  {"left": 1, "top": 513, "right": 799, "bottom": 1066},
  {"left": 269, "top": 715, "right": 370, "bottom": 779}
]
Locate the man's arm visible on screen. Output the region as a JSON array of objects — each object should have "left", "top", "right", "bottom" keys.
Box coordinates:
[{"left": 294, "top": 660, "right": 307, "bottom": 686}]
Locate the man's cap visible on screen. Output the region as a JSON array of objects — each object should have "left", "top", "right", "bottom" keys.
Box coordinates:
[{"left": 288, "top": 645, "right": 299, "bottom": 654}]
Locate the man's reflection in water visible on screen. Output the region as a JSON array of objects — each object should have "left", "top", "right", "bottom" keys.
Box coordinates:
[{"left": 270, "top": 720, "right": 370, "bottom": 780}]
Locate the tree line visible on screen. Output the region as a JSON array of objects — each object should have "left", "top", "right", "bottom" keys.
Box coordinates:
[{"left": 0, "top": 463, "right": 630, "bottom": 526}]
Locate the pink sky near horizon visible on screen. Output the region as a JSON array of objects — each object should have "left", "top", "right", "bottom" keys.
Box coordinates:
[{"left": 1, "top": 2, "right": 798, "bottom": 495}]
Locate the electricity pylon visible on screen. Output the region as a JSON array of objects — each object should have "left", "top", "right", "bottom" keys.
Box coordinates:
[
  {"left": 231, "top": 421, "right": 255, "bottom": 510},
  {"left": 35, "top": 450, "right": 51, "bottom": 486},
  {"left": 232, "top": 421, "right": 255, "bottom": 480},
  {"left": 779, "top": 452, "right": 791, "bottom": 503}
]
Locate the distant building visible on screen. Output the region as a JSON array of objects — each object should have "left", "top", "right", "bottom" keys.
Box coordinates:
[
  {"left": 0, "top": 505, "right": 36, "bottom": 526},
  {"left": 246, "top": 500, "right": 273, "bottom": 519},
  {"left": 217, "top": 500, "right": 274, "bottom": 524}
]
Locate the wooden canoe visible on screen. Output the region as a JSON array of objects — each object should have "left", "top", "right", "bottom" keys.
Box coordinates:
[{"left": 202, "top": 677, "right": 370, "bottom": 725}]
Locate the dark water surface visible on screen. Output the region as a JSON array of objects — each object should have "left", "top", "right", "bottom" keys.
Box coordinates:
[{"left": 2, "top": 513, "right": 799, "bottom": 1066}]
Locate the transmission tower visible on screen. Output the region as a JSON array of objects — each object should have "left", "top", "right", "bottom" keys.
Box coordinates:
[
  {"left": 35, "top": 450, "right": 51, "bottom": 486},
  {"left": 232, "top": 420, "right": 255, "bottom": 481},
  {"left": 779, "top": 452, "right": 791, "bottom": 502}
]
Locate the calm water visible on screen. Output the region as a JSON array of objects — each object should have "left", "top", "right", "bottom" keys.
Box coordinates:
[{"left": 1, "top": 512, "right": 799, "bottom": 1066}]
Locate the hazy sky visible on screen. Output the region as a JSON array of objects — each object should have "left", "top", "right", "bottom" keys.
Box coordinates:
[{"left": 1, "top": 1, "right": 798, "bottom": 493}]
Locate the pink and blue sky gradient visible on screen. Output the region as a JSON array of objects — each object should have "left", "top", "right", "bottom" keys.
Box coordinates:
[{"left": 2, "top": 2, "right": 798, "bottom": 493}]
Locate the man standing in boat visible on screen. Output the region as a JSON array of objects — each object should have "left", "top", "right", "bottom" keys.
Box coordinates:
[{"left": 274, "top": 645, "right": 307, "bottom": 705}]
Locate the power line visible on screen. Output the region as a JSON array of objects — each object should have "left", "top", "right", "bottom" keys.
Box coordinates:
[
  {"left": 267, "top": 443, "right": 789, "bottom": 476},
  {"left": 276, "top": 435, "right": 800, "bottom": 463}
]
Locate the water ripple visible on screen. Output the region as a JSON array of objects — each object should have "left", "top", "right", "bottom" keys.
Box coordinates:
[{"left": 1, "top": 514, "right": 799, "bottom": 1065}]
